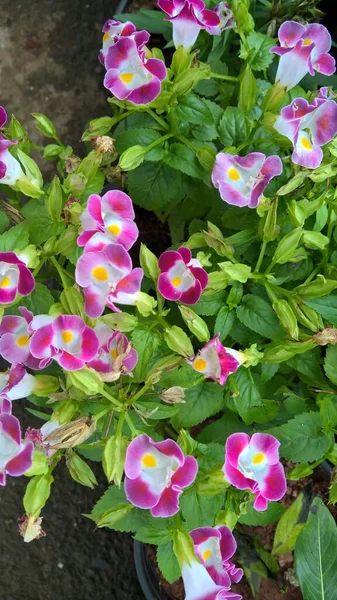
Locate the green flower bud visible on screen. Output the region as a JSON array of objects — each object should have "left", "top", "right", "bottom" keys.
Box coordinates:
[
  {"left": 23, "top": 474, "right": 54, "bottom": 517},
  {"left": 66, "top": 367, "right": 104, "bottom": 395},
  {"left": 53, "top": 399, "right": 80, "bottom": 425},
  {"left": 219, "top": 261, "right": 251, "bottom": 283},
  {"left": 196, "top": 146, "right": 216, "bottom": 171},
  {"left": 32, "top": 113, "right": 57, "bottom": 138},
  {"left": 24, "top": 451, "right": 49, "bottom": 477},
  {"left": 81, "top": 116, "right": 114, "bottom": 141},
  {"left": 66, "top": 450, "right": 97, "bottom": 489},
  {"left": 261, "top": 82, "right": 286, "bottom": 113},
  {"left": 100, "top": 312, "right": 138, "bottom": 332},
  {"left": 178, "top": 306, "right": 210, "bottom": 342},
  {"left": 9, "top": 115, "right": 27, "bottom": 139},
  {"left": 171, "top": 46, "right": 192, "bottom": 75},
  {"left": 273, "top": 227, "right": 303, "bottom": 265},
  {"left": 203, "top": 222, "right": 234, "bottom": 259},
  {"left": 263, "top": 198, "right": 278, "bottom": 242},
  {"left": 17, "top": 245, "right": 40, "bottom": 268},
  {"left": 43, "top": 144, "right": 63, "bottom": 160},
  {"left": 273, "top": 299, "right": 299, "bottom": 340},
  {"left": 60, "top": 286, "right": 84, "bottom": 318},
  {"left": 185, "top": 232, "right": 207, "bottom": 250},
  {"left": 303, "top": 230, "right": 329, "bottom": 250},
  {"left": 172, "top": 528, "right": 196, "bottom": 568},
  {"left": 45, "top": 176, "right": 64, "bottom": 221},
  {"left": 43, "top": 237, "right": 59, "bottom": 254},
  {"left": 65, "top": 172, "right": 87, "bottom": 196},
  {"left": 17, "top": 175, "right": 43, "bottom": 199},
  {"left": 119, "top": 145, "right": 145, "bottom": 171},
  {"left": 140, "top": 243, "right": 160, "bottom": 280},
  {"left": 78, "top": 151, "right": 102, "bottom": 180},
  {"left": 294, "top": 276, "right": 337, "bottom": 299},
  {"left": 239, "top": 66, "right": 257, "bottom": 113},
  {"left": 290, "top": 300, "right": 323, "bottom": 332},
  {"left": 164, "top": 326, "right": 194, "bottom": 357},
  {"left": 96, "top": 504, "right": 134, "bottom": 528},
  {"left": 264, "top": 338, "right": 316, "bottom": 363},
  {"left": 33, "top": 375, "right": 60, "bottom": 397},
  {"left": 136, "top": 292, "right": 157, "bottom": 317},
  {"left": 102, "top": 435, "right": 128, "bottom": 486},
  {"left": 227, "top": 281, "right": 243, "bottom": 309}
]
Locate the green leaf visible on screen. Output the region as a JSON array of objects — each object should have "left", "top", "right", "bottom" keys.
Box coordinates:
[
  {"left": 16, "top": 282, "right": 54, "bottom": 314},
  {"left": 197, "top": 411, "right": 249, "bottom": 444},
  {"left": 88, "top": 484, "right": 148, "bottom": 533},
  {"left": 115, "top": 9, "right": 172, "bottom": 39},
  {"left": 57, "top": 226, "right": 82, "bottom": 265},
  {"left": 236, "top": 294, "right": 284, "bottom": 339},
  {"left": 0, "top": 222, "right": 29, "bottom": 252},
  {"left": 218, "top": 107, "right": 247, "bottom": 146},
  {"left": 21, "top": 200, "right": 65, "bottom": 244},
  {"left": 134, "top": 516, "right": 173, "bottom": 545},
  {"left": 174, "top": 94, "right": 214, "bottom": 126},
  {"left": 192, "top": 290, "right": 227, "bottom": 316},
  {"left": 295, "top": 497, "right": 337, "bottom": 600},
  {"left": 239, "top": 32, "right": 275, "bottom": 71},
  {"left": 273, "top": 492, "right": 310, "bottom": 556},
  {"left": 305, "top": 296, "right": 337, "bottom": 326},
  {"left": 0, "top": 211, "right": 10, "bottom": 234},
  {"left": 227, "top": 368, "right": 274, "bottom": 425},
  {"left": 131, "top": 328, "right": 162, "bottom": 382},
  {"left": 214, "top": 306, "right": 235, "bottom": 342},
  {"left": 80, "top": 171, "right": 105, "bottom": 203},
  {"left": 115, "top": 128, "right": 162, "bottom": 154},
  {"left": 268, "top": 412, "right": 333, "bottom": 462},
  {"left": 157, "top": 543, "right": 181, "bottom": 584},
  {"left": 287, "top": 348, "right": 327, "bottom": 389},
  {"left": 324, "top": 346, "right": 337, "bottom": 386},
  {"left": 180, "top": 491, "right": 224, "bottom": 529},
  {"left": 164, "top": 143, "right": 207, "bottom": 180},
  {"left": 127, "top": 162, "right": 183, "bottom": 212},
  {"left": 240, "top": 503, "right": 285, "bottom": 526},
  {"left": 171, "top": 382, "right": 224, "bottom": 429}
]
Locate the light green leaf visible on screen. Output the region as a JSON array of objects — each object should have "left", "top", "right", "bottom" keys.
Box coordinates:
[
  {"left": 87, "top": 484, "right": 148, "bottom": 533},
  {"left": 171, "top": 382, "right": 224, "bottom": 428},
  {"left": 273, "top": 492, "right": 310, "bottom": 556},
  {"left": 131, "top": 329, "right": 161, "bottom": 382},
  {"left": 21, "top": 200, "right": 65, "bottom": 244},
  {"left": 268, "top": 412, "right": 333, "bottom": 462},
  {"left": 157, "top": 543, "right": 181, "bottom": 584},
  {"left": 0, "top": 222, "right": 29, "bottom": 252},
  {"left": 180, "top": 491, "right": 224, "bottom": 529},
  {"left": 236, "top": 294, "right": 284, "bottom": 339},
  {"left": 239, "top": 32, "right": 275, "bottom": 71},
  {"left": 15, "top": 282, "right": 54, "bottom": 314}
]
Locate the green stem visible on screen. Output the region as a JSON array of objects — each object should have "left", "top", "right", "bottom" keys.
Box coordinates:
[
  {"left": 94, "top": 406, "right": 113, "bottom": 422},
  {"left": 254, "top": 240, "right": 268, "bottom": 273},
  {"left": 235, "top": 137, "right": 271, "bottom": 154},
  {"left": 264, "top": 260, "right": 275, "bottom": 275},
  {"left": 270, "top": 284, "right": 293, "bottom": 299},
  {"left": 125, "top": 412, "right": 138, "bottom": 436},
  {"left": 146, "top": 109, "right": 170, "bottom": 131},
  {"left": 125, "top": 382, "right": 153, "bottom": 407},
  {"left": 176, "top": 135, "right": 199, "bottom": 152},
  {"left": 264, "top": 282, "right": 278, "bottom": 302},
  {"left": 115, "top": 411, "right": 126, "bottom": 437},
  {"left": 210, "top": 72, "right": 239, "bottom": 82},
  {"left": 145, "top": 132, "right": 173, "bottom": 153},
  {"left": 33, "top": 258, "right": 47, "bottom": 278},
  {"left": 101, "top": 388, "right": 123, "bottom": 409},
  {"left": 50, "top": 256, "right": 69, "bottom": 288}
]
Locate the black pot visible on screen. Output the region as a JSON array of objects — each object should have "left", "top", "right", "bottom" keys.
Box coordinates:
[{"left": 134, "top": 541, "right": 178, "bottom": 600}]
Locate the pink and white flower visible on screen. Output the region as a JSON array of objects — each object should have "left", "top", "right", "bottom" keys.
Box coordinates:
[
  {"left": 26, "top": 418, "right": 61, "bottom": 457},
  {"left": 205, "top": 2, "right": 235, "bottom": 36},
  {"left": 274, "top": 87, "right": 337, "bottom": 169},
  {"left": 224, "top": 433, "right": 287, "bottom": 511},
  {"left": 158, "top": 0, "right": 220, "bottom": 49},
  {"left": 0, "top": 252, "right": 35, "bottom": 304},
  {"left": 191, "top": 526, "right": 243, "bottom": 589},
  {"left": 77, "top": 190, "right": 139, "bottom": 252},
  {"left": 99, "top": 19, "right": 137, "bottom": 65},
  {"left": 124, "top": 434, "right": 198, "bottom": 517},
  {"left": 212, "top": 152, "right": 282, "bottom": 209},
  {"left": 0, "top": 106, "right": 24, "bottom": 186},
  {"left": 87, "top": 322, "right": 137, "bottom": 375},
  {"left": 75, "top": 244, "right": 143, "bottom": 318},
  {"left": 0, "top": 365, "right": 35, "bottom": 410},
  {"left": 188, "top": 335, "right": 246, "bottom": 385},
  {"left": 271, "top": 21, "right": 336, "bottom": 90},
  {"left": 29, "top": 315, "right": 99, "bottom": 371},
  {"left": 182, "top": 560, "right": 242, "bottom": 600},
  {"left": 104, "top": 37, "right": 167, "bottom": 105},
  {"left": 0, "top": 307, "right": 43, "bottom": 368},
  {"left": 158, "top": 246, "right": 208, "bottom": 305},
  {"left": 0, "top": 413, "right": 33, "bottom": 485}
]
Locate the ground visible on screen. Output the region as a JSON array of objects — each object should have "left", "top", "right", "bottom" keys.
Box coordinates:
[{"left": 0, "top": 1, "right": 144, "bottom": 599}]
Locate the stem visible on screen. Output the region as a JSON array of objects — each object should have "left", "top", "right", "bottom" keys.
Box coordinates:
[
  {"left": 176, "top": 135, "right": 199, "bottom": 152},
  {"left": 125, "top": 412, "right": 138, "bottom": 437},
  {"left": 50, "top": 256, "right": 69, "bottom": 288},
  {"left": 235, "top": 137, "right": 272, "bottom": 154},
  {"left": 210, "top": 72, "right": 239, "bottom": 82},
  {"left": 101, "top": 388, "right": 123, "bottom": 409},
  {"left": 145, "top": 132, "right": 173, "bottom": 153},
  {"left": 115, "top": 411, "right": 126, "bottom": 438},
  {"left": 146, "top": 109, "right": 170, "bottom": 131},
  {"left": 264, "top": 282, "right": 277, "bottom": 302},
  {"left": 94, "top": 406, "right": 112, "bottom": 423},
  {"left": 125, "top": 381, "right": 153, "bottom": 407},
  {"left": 254, "top": 240, "right": 268, "bottom": 273}
]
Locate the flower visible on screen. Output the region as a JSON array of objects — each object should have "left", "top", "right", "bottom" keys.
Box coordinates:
[
  {"left": 158, "top": 246, "right": 208, "bottom": 304},
  {"left": 0, "top": 106, "right": 24, "bottom": 186},
  {"left": 18, "top": 514, "right": 46, "bottom": 543},
  {"left": 77, "top": 190, "right": 139, "bottom": 252},
  {"left": 29, "top": 315, "right": 99, "bottom": 371},
  {"left": 99, "top": 19, "right": 137, "bottom": 64},
  {"left": 104, "top": 37, "right": 167, "bottom": 105},
  {"left": 75, "top": 243, "right": 143, "bottom": 318},
  {"left": 182, "top": 560, "right": 242, "bottom": 600},
  {"left": 26, "top": 418, "right": 61, "bottom": 457},
  {"left": 0, "top": 252, "right": 35, "bottom": 304},
  {"left": 271, "top": 21, "right": 336, "bottom": 90},
  {"left": 223, "top": 432, "right": 287, "bottom": 511},
  {"left": 0, "top": 364, "right": 35, "bottom": 409},
  {"left": 211, "top": 152, "right": 283, "bottom": 209},
  {"left": 274, "top": 87, "right": 337, "bottom": 169},
  {"left": 205, "top": 2, "right": 235, "bottom": 36},
  {"left": 0, "top": 413, "right": 33, "bottom": 485},
  {"left": 158, "top": 0, "right": 220, "bottom": 49},
  {"left": 188, "top": 335, "right": 246, "bottom": 385},
  {"left": 124, "top": 434, "right": 198, "bottom": 517},
  {"left": 0, "top": 307, "right": 44, "bottom": 368},
  {"left": 191, "top": 526, "right": 243, "bottom": 589},
  {"left": 87, "top": 322, "right": 137, "bottom": 376}
]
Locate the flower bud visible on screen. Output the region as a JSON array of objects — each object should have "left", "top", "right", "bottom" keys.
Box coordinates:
[
  {"left": 264, "top": 338, "right": 316, "bottom": 363},
  {"left": 102, "top": 435, "right": 128, "bottom": 486},
  {"left": 53, "top": 399, "right": 80, "bottom": 424},
  {"left": 203, "top": 222, "right": 234, "bottom": 259},
  {"left": 60, "top": 286, "right": 84, "bottom": 318},
  {"left": 67, "top": 367, "right": 104, "bottom": 395},
  {"left": 96, "top": 504, "right": 134, "bottom": 528},
  {"left": 32, "top": 113, "right": 57, "bottom": 138},
  {"left": 185, "top": 232, "right": 206, "bottom": 250},
  {"left": 23, "top": 474, "right": 54, "bottom": 517},
  {"left": 82, "top": 116, "right": 114, "bottom": 141},
  {"left": 139, "top": 243, "right": 160, "bottom": 281},
  {"left": 227, "top": 281, "right": 243, "bottom": 309},
  {"left": 78, "top": 151, "right": 102, "bottom": 180},
  {"left": 91, "top": 136, "right": 115, "bottom": 155},
  {"left": 44, "top": 417, "right": 96, "bottom": 450},
  {"left": 64, "top": 155, "right": 81, "bottom": 174},
  {"left": 100, "top": 312, "right": 138, "bottom": 333},
  {"left": 178, "top": 306, "right": 210, "bottom": 342},
  {"left": 263, "top": 198, "right": 278, "bottom": 242},
  {"left": 219, "top": 261, "right": 251, "bottom": 283},
  {"left": 177, "top": 428, "right": 198, "bottom": 455},
  {"left": 273, "top": 227, "right": 303, "bottom": 265},
  {"left": 24, "top": 450, "right": 49, "bottom": 477},
  {"left": 303, "top": 231, "right": 329, "bottom": 250},
  {"left": 33, "top": 375, "right": 60, "bottom": 397},
  {"left": 171, "top": 46, "right": 192, "bottom": 75},
  {"left": 273, "top": 299, "right": 299, "bottom": 340},
  {"left": 159, "top": 386, "right": 185, "bottom": 404},
  {"left": 43, "top": 237, "right": 59, "bottom": 254},
  {"left": 65, "top": 172, "right": 87, "bottom": 195},
  {"left": 43, "top": 144, "right": 62, "bottom": 160},
  {"left": 136, "top": 292, "right": 157, "bottom": 317},
  {"left": 119, "top": 145, "right": 146, "bottom": 171},
  {"left": 277, "top": 171, "right": 307, "bottom": 195},
  {"left": 196, "top": 146, "right": 216, "bottom": 171},
  {"left": 173, "top": 528, "right": 196, "bottom": 568},
  {"left": 232, "top": 0, "right": 254, "bottom": 32},
  {"left": 164, "top": 326, "right": 194, "bottom": 357},
  {"left": 313, "top": 328, "right": 337, "bottom": 346},
  {"left": 261, "top": 82, "right": 286, "bottom": 113},
  {"left": 239, "top": 66, "right": 257, "bottom": 114},
  {"left": 45, "top": 176, "right": 64, "bottom": 221},
  {"left": 291, "top": 300, "right": 323, "bottom": 332},
  {"left": 9, "top": 115, "right": 27, "bottom": 139},
  {"left": 66, "top": 450, "right": 97, "bottom": 489},
  {"left": 294, "top": 277, "right": 337, "bottom": 299},
  {"left": 17, "top": 244, "right": 40, "bottom": 269}
]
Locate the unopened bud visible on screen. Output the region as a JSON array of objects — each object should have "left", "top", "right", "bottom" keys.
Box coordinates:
[
  {"left": 273, "top": 299, "right": 299, "bottom": 340},
  {"left": 313, "top": 328, "right": 337, "bottom": 346},
  {"left": 136, "top": 292, "right": 157, "bottom": 317},
  {"left": 203, "top": 222, "right": 234, "bottom": 259},
  {"left": 65, "top": 172, "right": 87, "bottom": 195},
  {"left": 32, "top": 113, "right": 57, "bottom": 138},
  {"left": 139, "top": 243, "right": 160, "bottom": 281},
  {"left": 18, "top": 514, "right": 46, "bottom": 543},
  {"left": 91, "top": 135, "right": 115, "bottom": 154},
  {"left": 103, "top": 435, "right": 128, "bottom": 486},
  {"left": 119, "top": 145, "right": 145, "bottom": 171},
  {"left": 66, "top": 450, "right": 97, "bottom": 489},
  {"left": 219, "top": 261, "right": 251, "bottom": 283},
  {"left": 159, "top": 386, "right": 185, "bottom": 404},
  {"left": 164, "top": 326, "right": 194, "bottom": 357},
  {"left": 100, "top": 312, "right": 138, "bottom": 332},
  {"left": 294, "top": 277, "right": 337, "bottom": 299},
  {"left": 45, "top": 176, "right": 64, "bottom": 221},
  {"left": 239, "top": 66, "right": 257, "bottom": 114},
  {"left": 82, "top": 116, "right": 114, "bottom": 141},
  {"left": 53, "top": 399, "right": 80, "bottom": 424},
  {"left": 172, "top": 528, "right": 196, "bottom": 568},
  {"left": 23, "top": 474, "right": 54, "bottom": 517},
  {"left": 34, "top": 375, "right": 60, "bottom": 397},
  {"left": 67, "top": 367, "right": 104, "bottom": 395},
  {"left": 178, "top": 306, "right": 210, "bottom": 342},
  {"left": 64, "top": 155, "right": 81, "bottom": 174},
  {"left": 96, "top": 504, "right": 134, "bottom": 528},
  {"left": 303, "top": 231, "right": 329, "bottom": 250},
  {"left": 78, "top": 151, "right": 102, "bottom": 180},
  {"left": 261, "top": 82, "right": 286, "bottom": 112},
  {"left": 196, "top": 146, "right": 216, "bottom": 171},
  {"left": 60, "top": 286, "right": 84, "bottom": 317}
]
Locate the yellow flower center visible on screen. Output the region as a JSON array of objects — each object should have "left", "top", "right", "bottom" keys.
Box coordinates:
[
  {"left": 171, "top": 276, "right": 182, "bottom": 288},
  {"left": 110, "top": 348, "right": 118, "bottom": 359},
  {"left": 103, "top": 32, "right": 110, "bottom": 42},
  {"left": 92, "top": 266, "right": 109, "bottom": 281},
  {"left": 108, "top": 224, "right": 121, "bottom": 236},
  {"left": 17, "top": 335, "right": 29, "bottom": 347},
  {"left": 227, "top": 166, "right": 241, "bottom": 181},
  {"left": 142, "top": 454, "right": 157, "bottom": 468},
  {"left": 302, "top": 38, "right": 312, "bottom": 46},
  {"left": 301, "top": 137, "right": 312, "bottom": 150},
  {"left": 62, "top": 330, "right": 74, "bottom": 344},
  {"left": 0, "top": 275, "right": 11, "bottom": 288},
  {"left": 202, "top": 549, "right": 212, "bottom": 561},
  {"left": 252, "top": 452, "right": 265, "bottom": 465},
  {"left": 120, "top": 72, "right": 134, "bottom": 84},
  {"left": 194, "top": 358, "right": 207, "bottom": 372}
]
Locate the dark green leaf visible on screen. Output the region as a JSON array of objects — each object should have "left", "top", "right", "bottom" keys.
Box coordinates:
[
  {"left": 115, "top": 128, "right": 162, "bottom": 154},
  {"left": 218, "top": 107, "right": 247, "bottom": 146},
  {"left": 180, "top": 491, "right": 224, "bottom": 529},
  {"left": 16, "top": 282, "right": 54, "bottom": 314},
  {"left": 268, "top": 412, "right": 333, "bottom": 462},
  {"left": 172, "top": 382, "right": 224, "bottom": 429},
  {"left": 0, "top": 211, "right": 10, "bottom": 234},
  {"left": 131, "top": 329, "right": 161, "bottom": 382},
  {"left": 193, "top": 290, "right": 227, "bottom": 316},
  {"left": 197, "top": 411, "right": 250, "bottom": 444},
  {"left": 240, "top": 503, "right": 285, "bottom": 526},
  {"left": 127, "top": 162, "right": 183, "bottom": 212},
  {"left": 164, "top": 143, "right": 208, "bottom": 180},
  {"left": 324, "top": 346, "right": 337, "bottom": 386},
  {"left": 214, "top": 306, "right": 235, "bottom": 342},
  {"left": 305, "top": 296, "right": 337, "bottom": 326},
  {"left": 174, "top": 94, "right": 214, "bottom": 126},
  {"left": 236, "top": 294, "right": 284, "bottom": 339}
]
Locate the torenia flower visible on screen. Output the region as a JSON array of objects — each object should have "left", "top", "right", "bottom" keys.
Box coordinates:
[
  {"left": 205, "top": 2, "right": 235, "bottom": 36},
  {"left": 158, "top": 246, "right": 208, "bottom": 305},
  {"left": 75, "top": 244, "right": 143, "bottom": 318},
  {"left": 271, "top": 21, "right": 336, "bottom": 90},
  {"left": 99, "top": 19, "right": 137, "bottom": 64},
  {"left": 29, "top": 315, "right": 99, "bottom": 371},
  {"left": 0, "top": 106, "right": 24, "bottom": 186},
  {"left": 212, "top": 152, "right": 282, "bottom": 209},
  {"left": 0, "top": 364, "right": 35, "bottom": 408},
  {"left": 224, "top": 433, "right": 287, "bottom": 511},
  {"left": 104, "top": 37, "right": 167, "bottom": 105},
  {"left": 0, "top": 252, "right": 35, "bottom": 304},
  {"left": 124, "top": 434, "right": 198, "bottom": 517},
  {"left": 77, "top": 190, "right": 139, "bottom": 252},
  {"left": 182, "top": 560, "right": 242, "bottom": 600},
  {"left": 87, "top": 322, "right": 137, "bottom": 375},
  {"left": 274, "top": 87, "right": 337, "bottom": 169},
  {"left": 0, "top": 307, "right": 43, "bottom": 368},
  {"left": 191, "top": 526, "right": 243, "bottom": 589},
  {"left": 189, "top": 335, "right": 246, "bottom": 385},
  {"left": 0, "top": 413, "right": 33, "bottom": 485},
  {"left": 158, "top": 0, "right": 220, "bottom": 49}
]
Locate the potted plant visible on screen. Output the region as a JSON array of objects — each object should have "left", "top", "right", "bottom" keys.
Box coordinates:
[{"left": 1, "top": 1, "right": 337, "bottom": 598}]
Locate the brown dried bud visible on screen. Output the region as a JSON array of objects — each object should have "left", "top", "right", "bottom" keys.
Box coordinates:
[
  {"left": 99, "top": 341, "right": 133, "bottom": 382},
  {"left": 159, "top": 386, "right": 186, "bottom": 404},
  {"left": 313, "top": 328, "right": 337, "bottom": 346},
  {"left": 43, "top": 417, "right": 95, "bottom": 449},
  {"left": 91, "top": 135, "right": 115, "bottom": 154},
  {"left": 18, "top": 515, "right": 46, "bottom": 543},
  {"left": 64, "top": 155, "right": 81, "bottom": 174},
  {"left": 104, "top": 165, "right": 122, "bottom": 183}
]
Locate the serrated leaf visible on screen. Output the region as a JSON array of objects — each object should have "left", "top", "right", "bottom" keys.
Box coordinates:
[
  {"left": 239, "top": 33, "right": 275, "bottom": 71},
  {"left": 240, "top": 502, "right": 285, "bottom": 526},
  {"left": 305, "top": 296, "right": 337, "bottom": 326},
  {"left": 115, "top": 128, "right": 162, "bottom": 154},
  {"left": 127, "top": 162, "right": 183, "bottom": 212},
  {"left": 174, "top": 94, "right": 214, "bottom": 126},
  {"left": 131, "top": 328, "right": 161, "bottom": 382},
  {"left": 164, "top": 143, "right": 207, "bottom": 180},
  {"left": 180, "top": 491, "right": 224, "bottom": 529},
  {"left": 214, "top": 306, "right": 235, "bottom": 342},
  {"left": 0, "top": 222, "right": 29, "bottom": 252},
  {"left": 273, "top": 491, "right": 310, "bottom": 556},
  {"left": 218, "top": 107, "right": 247, "bottom": 146},
  {"left": 192, "top": 290, "right": 227, "bottom": 316},
  {"left": 268, "top": 412, "right": 333, "bottom": 462},
  {"left": 236, "top": 294, "right": 284, "bottom": 339},
  {"left": 21, "top": 200, "right": 65, "bottom": 244},
  {"left": 157, "top": 543, "right": 181, "bottom": 584},
  {"left": 171, "top": 382, "right": 224, "bottom": 429}
]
